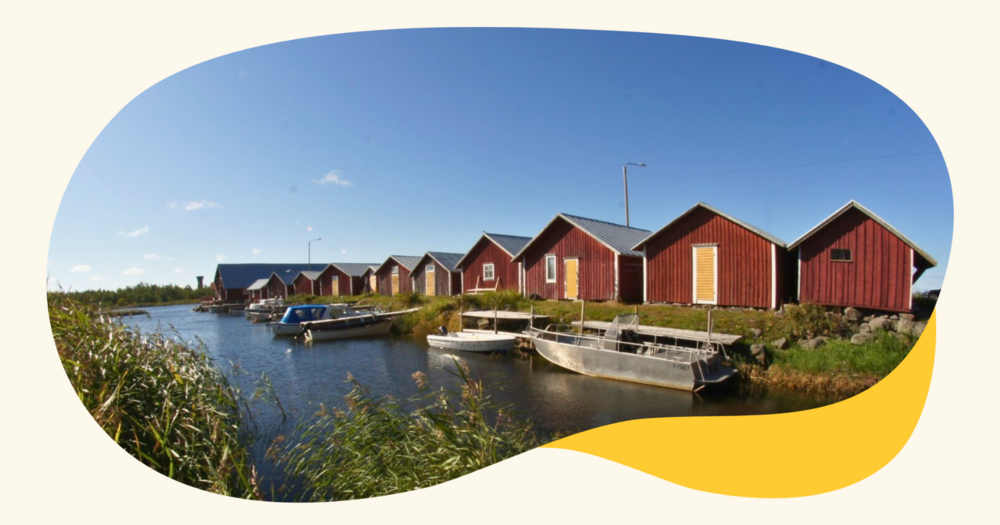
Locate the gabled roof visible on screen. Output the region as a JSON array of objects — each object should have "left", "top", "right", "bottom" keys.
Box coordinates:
[
  {"left": 215, "top": 263, "right": 330, "bottom": 289},
  {"left": 414, "top": 252, "right": 465, "bottom": 273},
  {"left": 788, "top": 200, "right": 937, "bottom": 266},
  {"left": 294, "top": 270, "right": 323, "bottom": 282},
  {"left": 455, "top": 232, "right": 532, "bottom": 268},
  {"left": 512, "top": 213, "right": 651, "bottom": 260},
  {"left": 632, "top": 202, "right": 787, "bottom": 250},
  {"left": 328, "top": 262, "right": 382, "bottom": 277},
  {"left": 375, "top": 255, "right": 423, "bottom": 274},
  {"left": 246, "top": 278, "right": 270, "bottom": 291}
]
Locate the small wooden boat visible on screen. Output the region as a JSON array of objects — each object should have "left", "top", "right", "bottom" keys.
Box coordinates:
[
  {"left": 426, "top": 328, "right": 516, "bottom": 353},
  {"left": 269, "top": 304, "right": 361, "bottom": 336},
  {"left": 528, "top": 314, "right": 737, "bottom": 392}
]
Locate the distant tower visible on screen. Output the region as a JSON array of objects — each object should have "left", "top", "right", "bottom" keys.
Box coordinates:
[{"left": 196, "top": 276, "right": 204, "bottom": 289}]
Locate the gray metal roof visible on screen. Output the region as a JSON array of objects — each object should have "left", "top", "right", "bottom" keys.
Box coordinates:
[
  {"left": 633, "top": 202, "right": 787, "bottom": 250},
  {"left": 788, "top": 200, "right": 937, "bottom": 266},
  {"left": 329, "top": 262, "right": 382, "bottom": 277},
  {"left": 418, "top": 252, "right": 465, "bottom": 273},
  {"left": 246, "top": 278, "right": 270, "bottom": 291},
  {"left": 375, "top": 255, "right": 423, "bottom": 274},
  {"left": 454, "top": 232, "right": 532, "bottom": 269},
  {"left": 514, "top": 213, "right": 650, "bottom": 260},
  {"left": 216, "top": 263, "right": 330, "bottom": 289},
  {"left": 296, "top": 270, "right": 323, "bottom": 281}
]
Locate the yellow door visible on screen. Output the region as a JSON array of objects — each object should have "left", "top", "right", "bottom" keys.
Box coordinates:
[
  {"left": 564, "top": 259, "right": 579, "bottom": 300},
  {"left": 370, "top": 274, "right": 377, "bottom": 293},
  {"left": 425, "top": 265, "right": 436, "bottom": 296},
  {"left": 332, "top": 276, "right": 339, "bottom": 296},
  {"left": 391, "top": 266, "right": 400, "bottom": 295},
  {"left": 694, "top": 246, "right": 716, "bottom": 304}
]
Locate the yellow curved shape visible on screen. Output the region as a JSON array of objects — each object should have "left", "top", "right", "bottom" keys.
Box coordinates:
[{"left": 543, "top": 312, "right": 936, "bottom": 498}]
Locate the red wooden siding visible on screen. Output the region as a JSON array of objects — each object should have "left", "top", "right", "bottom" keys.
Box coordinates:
[
  {"left": 618, "top": 255, "right": 643, "bottom": 303},
  {"left": 521, "top": 217, "right": 629, "bottom": 301},
  {"left": 376, "top": 261, "right": 413, "bottom": 296},
  {"left": 798, "top": 207, "right": 912, "bottom": 312},
  {"left": 265, "top": 275, "right": 288, "bottom": 300},
  {"left": 461, "top": 237, "right": 521, "bottom": 293},
  {"left": 411, "top": 262, "right": 459, "bottom": 296},
  {"left": 643, "top": 207, "right": 781, "bottom": 308},
  {"left": 316, "top": 266, "right": 363, "bottom": 297},
  {"left": 213, "top": 270, "right": 247, "bottom": 302},
  {"left": 292, "top": 275, "right": 317, "bottom": 296}
]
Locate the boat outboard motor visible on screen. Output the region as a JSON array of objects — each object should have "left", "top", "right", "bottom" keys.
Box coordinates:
[{"left": 438, "top": 326, "right": 448, "bottom": 335}]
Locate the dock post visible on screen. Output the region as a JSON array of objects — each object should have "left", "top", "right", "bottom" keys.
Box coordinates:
[
  {"left": 529, "top": 304, "right": 534, "bottom": 330},
  {"left": 459, "top": 302, "right": 463, "bottom": 332},
  {"left": 579, "top": 301, "right": 586, "bottom": 334},
  {"left": 494, "top": 307, "right": 499, "bottom": 334}
]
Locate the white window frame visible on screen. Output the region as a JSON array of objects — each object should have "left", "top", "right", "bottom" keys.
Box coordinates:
[
  {"left": 483, "top": 263, "right": 495, "bottom": 281},
  {"left": 831, "top": 248, "right": 853, "bottom": 262},
  {"left": 545, "top": 255, "right": 557, "bottom": 284},
  {"left": 392, "top": 265, "right": 399, "bottom": 275},
  {"left": 426, "top": 264, "right": 435, "bottom": 273}
]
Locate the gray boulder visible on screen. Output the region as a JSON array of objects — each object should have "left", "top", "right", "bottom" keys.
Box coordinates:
[
  {"left": 750, "top": 344, "right": 767, "bottom": 365},
  {"left": 860, "top": 323, "right": 873, "bottom": 334},
  {"left": 851, "top": 333, "right": 875, "bottom": 345},
  {"left": 798, "top": 337, "right": 827, "bottom": 350},
  {"left": 900, "top": 313, "right": 915, "bottom": 322},
  {"left": 895, "top": 319, "right": 926, "bottom": 338},
  {"left": 771, "top": 337, "right": 788, "bottom": 350},
  {"left": 843, "top": 307, "right": 862, "bottom": 322},
  {"left": 748, "top": 328, "right": 762, "bottom": 338},
  {"left": 869, "top": 317, "right": 893, "bottom": 331}
]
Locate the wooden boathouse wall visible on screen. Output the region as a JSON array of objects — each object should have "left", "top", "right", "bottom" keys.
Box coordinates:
[
  {"left": 317, "top": 266, "right": 360, "bottom": 297},
  {"left": 521, "top": 217, "right": 636, "bottom": 302},
  {"left": 292, "top": 275, "right": 318, "bottom": 296},
  {"left": 376, "top": 260, "right": 413, "bottom": 296},
  {"left": 641, "top": 206, "right": 785, "bottom": 309},
  {"left": 264, "top": 274, "right": 289, "bottom": 300},
  {"left": 411, "top": 262, "right": 459, "bottom": 296},
  {"left": 797, "top": 207, "right": 915, "bottom": 312},
  {"left": 460, "top": 237, "right": 522, "bottom": 293}
]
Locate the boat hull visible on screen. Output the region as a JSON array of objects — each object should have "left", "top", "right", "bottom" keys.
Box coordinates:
[
  {"left": 531, "top": 335, "right": 735, "bottom": 392},
  {"left": 426, "top": 333, "right": 516, "bottom": 353},
  {"left": 270, "top": 322, "right": 304, "bottom": 336},
  {"left": 305, "top": 318, "right": 393, "bottom": 341}
]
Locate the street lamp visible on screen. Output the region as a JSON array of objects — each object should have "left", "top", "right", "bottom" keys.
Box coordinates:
[
  {"left": 623, "top": 162, "right": 646, "bottom": 227},
  {"left": 308, "top": 238, "right": 322, "bottom": 270}
]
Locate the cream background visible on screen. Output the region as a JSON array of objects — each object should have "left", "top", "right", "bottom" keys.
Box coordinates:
[{"left": 1, "top": 1, "right": 996, "bottom": 522}]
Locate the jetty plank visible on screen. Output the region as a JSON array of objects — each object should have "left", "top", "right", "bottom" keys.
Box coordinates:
[
  {"left": 569, "top": 320, "right": 742, "bottom": 345},
  {"left": 460, "top": 311, "right": 549, "bottom": 321}
]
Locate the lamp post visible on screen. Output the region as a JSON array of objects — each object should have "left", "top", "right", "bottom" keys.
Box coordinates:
[
  {"left": 308, "top": 238, "right": 322, "bottom": 270},
  {"left": 623, "top": 162, "right": 646, "bottom": 227}
]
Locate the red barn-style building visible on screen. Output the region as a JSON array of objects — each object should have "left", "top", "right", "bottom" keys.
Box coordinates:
[
  {"left": 213, "top": 263, "right": 327, "bottom": 302},
  {"left": 312, "top": 263, "right": 382, "bottom": 297},
  {"left": 374, "top": 256, "right": 422, "bottom": 296},
  {"left": 410, "top": 252, "right": 464, "bottom": 296},
  {"left": 456, "top": 232, "right": 531, "bottom": 294},
  {"left": 634, "top": 203, "right": 790, "bottom": 309},
  {"left": 292, "top": 271, "right": 322, "bottom": 296},
  {"left": 513, "top": 213, "right": 650, "bottom": 302},
  {"left": 789, "top": 201, "right": 936, "bottom": 313},
  {"left": 361, "top": 265, "right": 379, "bottom": 294},
  {"left": 246, "top": 278, "right": 270, "bottom": 303}
]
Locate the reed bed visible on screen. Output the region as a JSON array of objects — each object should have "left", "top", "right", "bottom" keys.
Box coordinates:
[
  {"left": 281, "top": 361, "right": 538, "bottom": 501},
  {"left": 48, "top": 294, "right": 261, "bottom": 498}
]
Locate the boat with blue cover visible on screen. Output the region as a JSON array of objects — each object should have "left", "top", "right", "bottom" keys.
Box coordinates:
[{"left": 268, "top": 304, "right": 359, "bottom": 336}]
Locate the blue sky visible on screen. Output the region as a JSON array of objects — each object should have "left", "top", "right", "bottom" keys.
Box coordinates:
[{"left": 49, "top": 28, "right": 952, "bottom": 292}]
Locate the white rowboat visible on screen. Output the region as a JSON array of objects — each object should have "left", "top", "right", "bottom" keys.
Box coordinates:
[{"left": 426, "top": 331, "right": 517, "bottom": 353}]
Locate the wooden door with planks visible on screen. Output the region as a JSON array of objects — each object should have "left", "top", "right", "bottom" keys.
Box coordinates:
[
  {"left": 693, "top": 246, "right": 717, "bottom": 304},
  {"left": 564, "top": 258, "right": 579, "bottom": 300},
  {"left": 332, "top": 276, "right": 339, "bottom": 296},
  {"left": 391, "top": 266, "right": 400, "bottom": 295},
  {"left": 425, "top": 265, "right": 436, "bottom": 296}
]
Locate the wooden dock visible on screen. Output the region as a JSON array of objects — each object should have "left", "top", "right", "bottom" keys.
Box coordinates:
[
  {"left": 569, "top": 320, "right": 743, "bottom": 345},
  {"left": 460, "top": 311, "right": 549, "bottom": 321}
]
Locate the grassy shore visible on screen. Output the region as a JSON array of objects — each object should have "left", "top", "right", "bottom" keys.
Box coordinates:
[
  {"left": 49, "top": 293, "right": 540, "bottom": 500},
  {"left": 288, "top": 291, "right": 920, "bottom": 397}
]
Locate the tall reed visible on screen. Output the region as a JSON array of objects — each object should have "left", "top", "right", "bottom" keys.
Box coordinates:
[{"left": 48, "top": 293, "right": 260, "bottom": 498}]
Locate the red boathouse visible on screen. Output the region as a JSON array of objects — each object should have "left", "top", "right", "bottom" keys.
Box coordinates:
[
  {"left": 410, "top": 252, "right": 464, "bottom": 296},
  {"left": 789, "top": 201, "right": 936, "bottom": 313},
  {"left": 633, "top": 203, "right": 790, "bottom": 309},
  {"left": 374, "top": 256, "right": 422, "bottom": 296},
  {"left": 512, "top": 213, "right": 650, "bottom": 302},
  {"left": 456, "top": 232, "right": 531, "bottom": 294}
]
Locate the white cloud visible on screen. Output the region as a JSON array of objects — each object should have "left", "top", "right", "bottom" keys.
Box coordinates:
[
  {"left": 71, "top": 264, "right": 91, "bottom": 273},
  {"left": 183, "top": 200, "right": 221, "bottom": 211},
  {"left": 216, "top": 253, "right": 227, "bottom": 263},
  {"left": 252, "top": 248, "right": 262, "bottom": 255},
  {"left": 123, "top": 267, "right": 145, "bottom": 276},
  {"left": 90, "top": 275, "right": 102, "bottom": 281},
  {"left": 119, "top": 225, "right": 149, "bottom": 237},
  {"left": 313, "top": 170, "right": 352, "bottom": 187},
  {"left": 143, "top": 253, "right": 161, "bottom": 260},
  {"left": 174, "top": 267, "right": 184, "bottom": 274}
]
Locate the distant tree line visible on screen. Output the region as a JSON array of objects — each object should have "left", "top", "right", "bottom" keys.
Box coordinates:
[{"left": 57, "top": 283, "right": 213, "bottom": 307}]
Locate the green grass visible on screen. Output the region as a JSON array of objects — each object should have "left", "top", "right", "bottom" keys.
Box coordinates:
[
  {"left": 280, "top": 362, "right": 538, "bottom": 501},
  {"left": 770, "top": 331, "right": 912, "bottom": 378},
  {"left": 48, "top": 293, "right": 261, "bottom": 498}
]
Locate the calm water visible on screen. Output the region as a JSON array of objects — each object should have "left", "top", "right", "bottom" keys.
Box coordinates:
[{"left": 126, "top": 304, "right": 830, "bottom": 494}]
